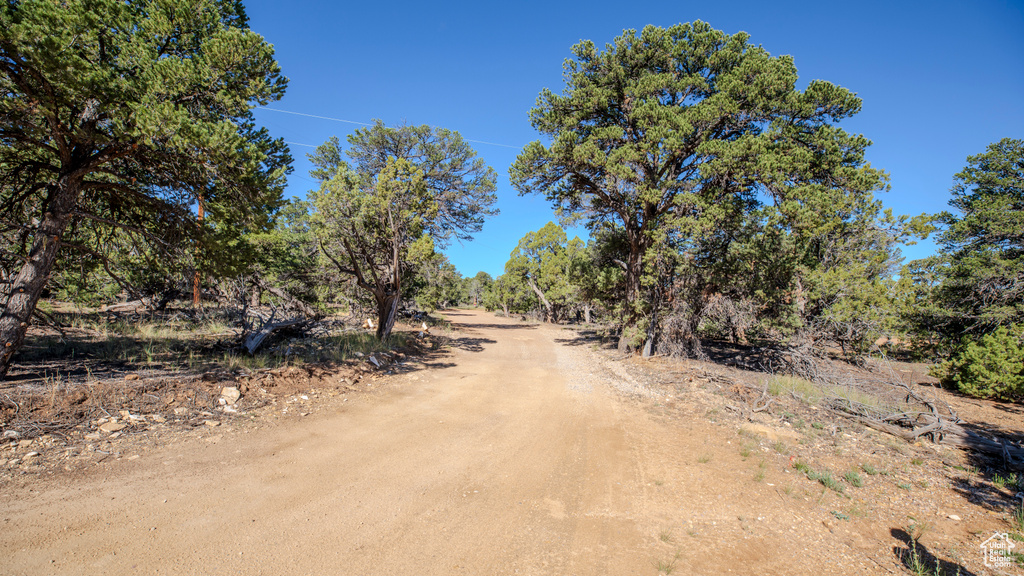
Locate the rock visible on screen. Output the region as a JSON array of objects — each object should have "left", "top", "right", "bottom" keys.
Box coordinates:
[
  {"left": 18, "top": 439, "right": 33, "bottom": 448},
  {"left": 25, "top": 451, "right": 39, "bottom": 458},
  {"left": 84, "top": 433, "right": 102, "bottom": 441},
  {"left": 151, "top": 415, "right": 166, "bottom": 423},
  {"left": 0, "top": 459, "right": 6, "bottom": 466},
  {"left": 109, "top": 432, "right": 122, "bottom": 439},
  {"left": 173, "top": 407, "right": 188, "bottom": 416},
  {"left": 99, "top": 422, "right": 127, "bottom": 433},
  {"left": 8, "top": 459, "right": 20, "bottom": 466},
  {"left": 204, "top": 420, "right": 220, "bottom": 427},
  {"left": 124, "top": 373, "right": 140, "bottom": 381},
  {"left": 220, "top": 387, "right": 241, "bottom": 404},
  {"left": 127, "top": 455, "right": 140, "bottom": 461},
  {"left": 368, "top": 355, "right": 382, "bottom": 368},
  {"left": 948, "top": 514, "right": 961, "bottom": 521},
  {"left": 3, "top": 430, "right": 21, "bottom": 440}
]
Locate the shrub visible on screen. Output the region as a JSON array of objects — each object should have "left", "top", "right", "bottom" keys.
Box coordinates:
[{"left": 936, "top": 325, "right": 1024, "bottom": 400}]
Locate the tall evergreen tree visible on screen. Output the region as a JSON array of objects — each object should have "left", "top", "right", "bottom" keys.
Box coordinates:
[
  {"left": 0, "top": 0, "right": 290, "bottom": 376},
  {"left": 929, "top": 138, "right": 1024, "bottom": 337},
  {"left": 511, "top": 22, "right": 888, "bottom": 355}
]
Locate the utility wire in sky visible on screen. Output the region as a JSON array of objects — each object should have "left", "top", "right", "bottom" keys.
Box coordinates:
[{"left": 257, "top": 106, "right": 518, "bottom": 149}]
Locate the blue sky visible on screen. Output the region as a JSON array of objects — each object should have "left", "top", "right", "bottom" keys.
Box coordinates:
[{"left": 247, "top": 0, "right": 1024, "bottom": 278}]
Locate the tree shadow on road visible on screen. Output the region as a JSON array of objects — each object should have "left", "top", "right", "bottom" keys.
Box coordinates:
[
  {"left": 449, "top": 323, "right": 538, "bottom": 332},
  {"left": 445, "top": 336, "right": 496, "bottom": 353},
  {"left": 553, "top": 329, "right": 616, "bottom": 350}
]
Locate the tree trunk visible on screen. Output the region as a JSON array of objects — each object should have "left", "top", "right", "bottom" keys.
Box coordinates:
[
  {"left": 526, "top": 277, "right": 554, "bottom": 323},
  {"left": 642, "top": 305, "right": 658, "bottom": 358},
  {"left": 618, "top": 230, "right": 646, "bottom": 353},
  {"left": 375, "top": 292, "right": 400, "bottom": 341},
  {"left": 0, "top": 176, "right": 80, "bottom": 378},
  {"left": 584, "top": 305, "right": 592, "bottom": 324},
  {"left": 249, "top": 283, "right": 262, "bottom": 308}
]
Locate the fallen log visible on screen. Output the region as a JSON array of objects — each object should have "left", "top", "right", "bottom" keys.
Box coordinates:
[
  {"left": 243, "top": 313, "right": 306, "bottom": 354},
  {"left": 820, "top": 363, "right": 1024, "bottom": 470},
  {"left": 850, "top": 414, "right": 1024, "bottom": 469}
]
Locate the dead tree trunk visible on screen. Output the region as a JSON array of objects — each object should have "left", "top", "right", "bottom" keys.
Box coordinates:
[{"left": 0, "top": 176, "right": 80, "bottom": 378}]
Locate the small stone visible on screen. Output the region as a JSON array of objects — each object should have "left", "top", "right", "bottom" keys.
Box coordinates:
[
  {"left": 204, "top": 420, "right": 220, "bottom": 427},
  {"left": 0, "top": 459, "right": 6, "bottom": 466},
  {"left": 2, "top": 430, "right": 21, "bottom": 440},
  {"left": 220, "top": 387, "right": 241, "bottom": 404},
  {"left": 108, "top": 432, "right": 122, "bottom": 439},
  {"left": 124, "top": 373, "right": 140, "bottom": 381},
  {"left": 18, "top": 439, "right": 33, "bottom": 448},
  {"left": 84, "top": 433, "right": 102, "bottom": 441},
  {"left": 127, "top": 455, "right": 140, "bottom": 461},
  {"left": 948, "top": 514, "right": 961, "bottom": 521},
  {"left": 99, "top": 422, "right": 126, "bottom": 433},
  {"left": 151, "top": 415, "right": 166, "bottom": 423},
  {"left": 8, "top": 458, "right": 20, "bottom": 466},
  {"left": 25, "top": 451, "right": 40, "bottom": 458},
  {"left": 173, "top": 407, "right": 188, "bottom": 416}
]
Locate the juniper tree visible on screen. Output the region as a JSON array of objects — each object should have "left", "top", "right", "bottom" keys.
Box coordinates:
[
  {"left": 511, "top": 21, "right": 888, "bottom": 355},
  {"left": 309, "top": 125, "right": 497, "bottom": 340},
  {"left": 0, "top": 0, "right": 290, "bottom": 376}
]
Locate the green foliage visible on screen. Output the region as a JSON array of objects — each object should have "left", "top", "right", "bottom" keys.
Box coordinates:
[
  {"left": 483, "top": 273, "right": 536, "bottom": 316},
  {"left": 904, "top": 139, "right": 1024, "bottom": 394},
  {"left": 463, "top": 271, "right": 493, "bottom": 307},
  {"left": 0, "top": 0, "right": 291, "bottom": 277},
  {"left": 308, "top": 124, "right": 496, "bottom": 339},
  {"left": 935, "top": 325, "right": 1024, "bottom": 400},
  {"left": 908, "top": 138, "right": 1024, "bottom": 341},
  {"left": 511, "top": 22, "right": 892, "bottom": 354},
  {"left": 412, "top": 253, "right": 464, "bottom": 312},
  {"left": 504, "top": 222, "right": 588, "bottom": 322}
]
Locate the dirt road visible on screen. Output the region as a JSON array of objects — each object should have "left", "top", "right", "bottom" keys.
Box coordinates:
[{"left": 1, "top": 310, "right": 894, "bottom": 575}]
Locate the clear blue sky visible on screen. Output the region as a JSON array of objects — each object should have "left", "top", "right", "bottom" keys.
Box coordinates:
[{"left": 246, "top": 0, "right": 1024, "bottom": 278}]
